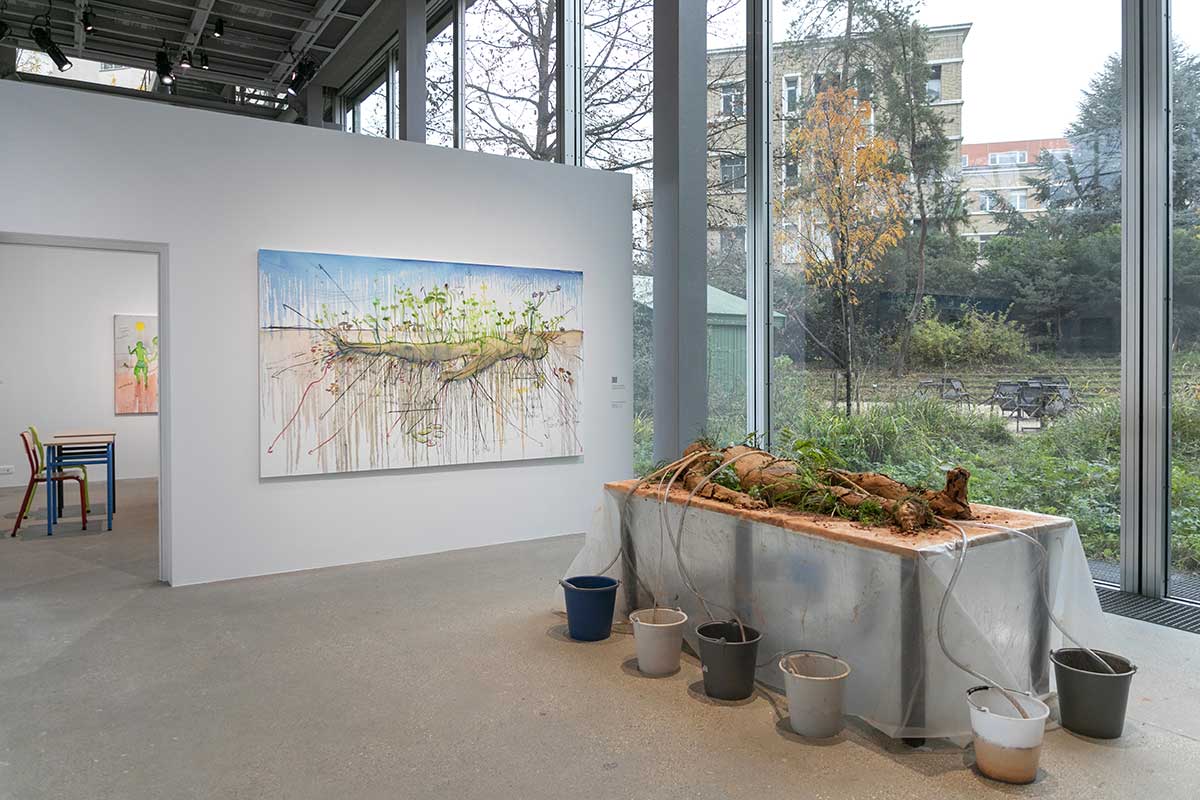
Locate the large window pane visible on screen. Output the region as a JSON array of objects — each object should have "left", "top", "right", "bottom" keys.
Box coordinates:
[
  {"left": 349, "top": 78, "right": 389, "bottom": 138},
  {"left": 1170, "top": 2, "right": 1200, "bottom": 600},
  {"left": 706, "top": 1, "right": 749, "bottom": 445},
  {"left": 767, "top": 2, "right": 1123, "bottom": 580},
  {"left": 464, "top": 0, "right": 557, "bottom": 159},
  {"left": 427, "top": 20, "right": 455, "bottom": 148},
  {"left": 585, "top": 0, "right": 654, "bottom": 471}
]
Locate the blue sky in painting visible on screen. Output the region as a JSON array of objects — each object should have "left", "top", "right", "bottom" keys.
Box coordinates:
[{"left": 258, "top": 249, "right": 583, "bottom": 330}]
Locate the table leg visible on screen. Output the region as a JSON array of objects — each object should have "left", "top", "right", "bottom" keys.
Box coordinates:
[
  {"left": 45, "top": 445, "right": 55, "bottom": 536},
  {"left": 106, "top": 443, "right": 114, "bottom": 531},
  {"left": 900, "top": 556, "right": 926, "bottom": 746}
]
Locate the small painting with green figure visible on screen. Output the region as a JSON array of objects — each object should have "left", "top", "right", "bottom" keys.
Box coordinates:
[{"left": 114, "top": 314, "right": 159, "bottom": 414}]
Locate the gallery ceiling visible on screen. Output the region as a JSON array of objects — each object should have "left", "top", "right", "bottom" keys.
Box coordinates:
[{"left": 2, "top": 0, "right": 382, "bottom": 100}]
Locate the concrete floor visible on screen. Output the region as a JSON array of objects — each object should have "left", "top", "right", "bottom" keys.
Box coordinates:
[{"left": 1, "top": 480, "right": 1199, "bottom": 799}]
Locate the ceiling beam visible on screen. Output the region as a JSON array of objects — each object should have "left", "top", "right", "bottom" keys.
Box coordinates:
[
  {"left": 181, "top": 0, "right": 217, "bottom": 55},
  {"left": 73, "top": 0, "right": 86, "bottom": 52},
  {"left": 300, "top": 0, "right": 380, "bottom": 91},
  {"left": 266, "top": 0, "right": 342, "bottom": 89}
]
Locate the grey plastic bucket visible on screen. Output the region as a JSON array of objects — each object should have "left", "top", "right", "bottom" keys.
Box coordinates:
[
  {"left": 630, "top": 607, "right": 688, "bottom": 676},
  {"left": 696, "top": 621, "right": 762, "bottom": 701},
  {"left": 1051, "top": 648, "right": 1137, "bottom": 739},
  {"left": 779, "top": 651, "right": 851, "bottom": 737}
]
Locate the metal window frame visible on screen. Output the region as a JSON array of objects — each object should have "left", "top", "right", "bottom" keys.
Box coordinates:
[
  {"left": 556, "top": 0, "right": 583, "bottom": 165},
  {"left": 746, "top": 0, "right": 772, "bottom": 443},
  {"left": 1120, "top": 0, "right": 1172, "bottom": 599},
  {"left": 453, "top": 0, "right": 466, "bottom": 149}
]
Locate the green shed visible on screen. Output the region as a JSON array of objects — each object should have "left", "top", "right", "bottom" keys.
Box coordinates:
[{"left": 632, "top": 275, "right": 786, "bottom": 392}]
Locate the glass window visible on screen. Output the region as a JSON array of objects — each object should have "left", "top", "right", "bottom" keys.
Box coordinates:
[
  {"left": 989, "top": 150, "right": 1028, "bottom": 166},
  {"left": 719, "top": 156, "right": 747, "bottom": 191},
  {"left": 721, "top": 81, "right": 745, "bottom": 116},
  {"left": 1170, "top": 1, "right": 1200, "bottom": 600},
  {"left": 356, "top": 80, "right": 389, "bottom": 138},
  {"left": 769, "top": 1, "right": 1123, "bottom": 583},
  {"left": 584, "top": 0, "right": 654, "bottom": 471},
  {"left": 784, "top": 75, "right": 801, "bottom": 114},
  {"left": 926, "top": 64, "right": 942, "bottom": 102},
  {"left": 707, "top": 0, "right": 749, "bottom": 446},
  {"left": 464, "top": 0, "right": 557, "bottom": 159},
  {"left": 427, "top": 20, "right": 455, "bottom": 147}
]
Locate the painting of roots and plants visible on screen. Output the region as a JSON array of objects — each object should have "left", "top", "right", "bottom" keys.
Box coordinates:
[{"left": 258, "top": 250, "right": 583, "bottom": 477}]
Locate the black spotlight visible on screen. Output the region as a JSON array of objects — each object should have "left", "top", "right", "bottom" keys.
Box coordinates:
[
  {"left": 287, "top": 59, "right": 316, "bottom": 96},
  {"left": 213, "top": 18, "right": 224, "bottom": 38},
  {"left": 199, "top": 50, "right": 209, "bottom": 70},
  {"left": 0, "top": 19, "right": 10, "bottom": 42},
  {"left": 179, "top": 49, "right": 192, "bottom": 69},
  {"left": 155, "top": 48, "right": 174, "bottom": 85},
  {"left": 82, "top": 8, "right": 95, "bottom": 32},
  {"left": 31, "top": 22, "right": 72, "bottom": 71}
]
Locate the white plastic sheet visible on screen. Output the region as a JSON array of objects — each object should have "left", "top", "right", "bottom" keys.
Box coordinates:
[{"left": 558, "top": 486, "right": 1108, "bottom": 740}]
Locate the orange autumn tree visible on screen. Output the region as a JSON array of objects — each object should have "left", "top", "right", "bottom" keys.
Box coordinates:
[{"left": 789, "top": 86, "right": 907, "bottom": 416}]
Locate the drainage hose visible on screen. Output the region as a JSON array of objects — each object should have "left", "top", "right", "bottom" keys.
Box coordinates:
[
  {"left": 944, "top": 518, "right": 1116, "bottom": 676},
  {"left": 666, "top": 450, "right": 777, "bottom": 642},
  {"left": 934, "top": 514, "right": 1117, "bottom": 721}
]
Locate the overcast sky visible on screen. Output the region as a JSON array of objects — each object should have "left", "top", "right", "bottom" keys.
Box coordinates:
[{"left": 765, "top": 0, "right": 1200, "bottom": 144}]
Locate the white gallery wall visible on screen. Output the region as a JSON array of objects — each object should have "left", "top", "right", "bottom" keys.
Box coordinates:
[
  {"left": 0, "top": 81, "right": 633, "bottom": 585},
  {"left": 0, "top": 243, "right": 160, "bottom": 488}
]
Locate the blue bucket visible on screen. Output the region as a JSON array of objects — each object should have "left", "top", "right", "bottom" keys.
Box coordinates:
[{"left": 560, "top": 575, "right": 620, "bottom": 641}]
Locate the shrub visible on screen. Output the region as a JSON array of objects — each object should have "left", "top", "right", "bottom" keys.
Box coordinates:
[{"left": 909, "top": 308, "right": 1030, "bottom": 369}]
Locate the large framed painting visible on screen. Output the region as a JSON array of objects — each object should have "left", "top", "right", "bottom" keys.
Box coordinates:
[
  {"left": 258, "top": 249, "right": 583, "bottom": 478},
  {"left": 114, "top": 314, "right": 159, "bottom": 414}
]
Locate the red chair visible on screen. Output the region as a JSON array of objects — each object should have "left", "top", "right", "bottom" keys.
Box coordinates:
[{"left": 11, "top": 431, "right": 87, "bottom": 536}]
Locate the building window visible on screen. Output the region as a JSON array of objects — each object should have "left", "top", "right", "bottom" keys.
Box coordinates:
[
  {"left": 784, "top": 75, "right": 800, "bottom": 114},
  {"left": 721, "top": 82, "right": 745, "bottom": 116},
  {"left": 1008, "top": 189, "right": 1029, "bottom": 210},
  {"left": 720, "top": 155, "right": 747, "bottom": 191},
  {"left": 812, "top": 72, "right": 830, "bottom": 95},
  {"left": 988, "top": 150, "right": 1028, "bottom": 166},
  {"left": 979, "top": 190, "right": 999, "bottom": 212},
  {"left": 926, "top": 64, "right": 942, "bottom": 102},
  {"left": 961, "top": 154, "right": 969, "bottom": 168},
  {"left": 721, "top": 225, "right": 747, "bottom": 254},
  {"left": 784, "top": 157, "right": 799, "bottom": 186}
]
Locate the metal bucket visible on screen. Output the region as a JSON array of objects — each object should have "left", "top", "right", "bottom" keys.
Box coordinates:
[
  {"left": 630, "top": 607, "right": 688, "bottom": 676},
  {"left": 779, "top": 651, "right": 851, "bottom": 738}
]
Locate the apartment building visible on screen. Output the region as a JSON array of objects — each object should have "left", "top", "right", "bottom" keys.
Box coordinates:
[
  {"left": 960, "top": 137, "right": 1073, "bottom": 250},
  {"left": 704, "top": 23, "right": 971, "bottom": 275}
]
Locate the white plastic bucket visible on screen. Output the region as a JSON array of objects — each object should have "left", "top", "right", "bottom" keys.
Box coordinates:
[
  {"left": 779, "top": 651, "right": 851, "bottom": 738},
  {"left": 630, "top": 607, "right": 688, "bottom": 676},
  {"left": 966, "top": 687, "right": 1050, "bottom": 785}
]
